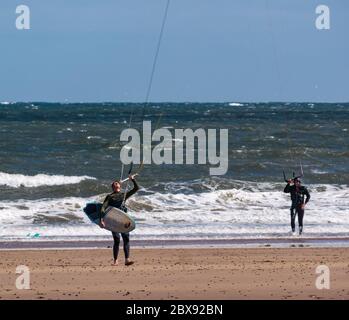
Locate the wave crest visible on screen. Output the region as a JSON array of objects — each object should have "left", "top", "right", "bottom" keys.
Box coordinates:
[{"left": 0, "top": 172, "right": 96, "bottom": 188}]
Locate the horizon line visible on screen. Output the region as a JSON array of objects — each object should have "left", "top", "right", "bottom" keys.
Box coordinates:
[{"left": 1, "top": 100, "right": 349, "bottom": 105}]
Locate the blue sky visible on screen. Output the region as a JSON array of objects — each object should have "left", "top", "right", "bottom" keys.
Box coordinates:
[{"left": 0, "top": 0, "right": 348, "bottom": 102}]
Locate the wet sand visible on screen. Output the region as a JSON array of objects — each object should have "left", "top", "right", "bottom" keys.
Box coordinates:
[
  {"left": 0, "top": 248, "right": 348, "bottom": 300},
  {"left": 1, "top": 237, "right": 349, "bottom": 249}
]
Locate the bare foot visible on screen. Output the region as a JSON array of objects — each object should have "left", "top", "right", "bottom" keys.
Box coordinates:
[
  {"left": 112, "top": 260, "right": 119, "bottom": 266},
  {"left": 125, "top": 260, "right": 134, "bottom": 266}
]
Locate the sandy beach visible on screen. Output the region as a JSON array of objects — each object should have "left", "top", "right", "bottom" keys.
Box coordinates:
[{"left": 1, "top": 247, "right": 348, "bottom": 300}]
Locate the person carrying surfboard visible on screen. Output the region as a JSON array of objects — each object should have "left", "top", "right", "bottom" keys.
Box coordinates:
[
  {"left": 284, "top": 177, "right": 310, "bottom": 235},
  {"left": 99, "top": 174, "right": 139, "bottom": 266}
]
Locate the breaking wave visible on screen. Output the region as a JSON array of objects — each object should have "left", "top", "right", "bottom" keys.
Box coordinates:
[{"left": 0, "top": 172, "right": 96, "bottom": 188}]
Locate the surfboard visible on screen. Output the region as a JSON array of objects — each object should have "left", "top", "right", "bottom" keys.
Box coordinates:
[{"left": 83, "top": 202, "right": 136, "bottom": 233}]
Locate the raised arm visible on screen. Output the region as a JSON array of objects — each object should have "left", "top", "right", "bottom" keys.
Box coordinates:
[
  {"left": 284, "top": 181, "right": 292, "bottom": 193},
  {"left": 125, "top": 176, "right": 139, "bottom": 200}
]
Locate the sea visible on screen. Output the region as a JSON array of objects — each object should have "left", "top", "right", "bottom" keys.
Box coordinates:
[{"left": 0, "top": 102, "right": 348, "bottom": 245}]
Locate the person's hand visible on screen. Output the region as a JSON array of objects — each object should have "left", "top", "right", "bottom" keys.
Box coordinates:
[
  {"left": 301, "top": 204, "right": 305, "bottom": 210},
  {"left": 287, "top": 179, "right": 293, "bottom": 184},
  {"left": 99, "top": 219, "right": 106, "bottom": 229}
]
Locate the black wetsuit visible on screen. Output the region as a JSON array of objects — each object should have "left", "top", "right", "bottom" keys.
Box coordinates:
[
  {"left": 101, "top": 179, "right": 139, "bottom": 260},
  {"left": 284, "top": 183, "right": 310, "bottom": 234}
]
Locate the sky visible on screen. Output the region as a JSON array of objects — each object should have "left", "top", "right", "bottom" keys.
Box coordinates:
[{"left": 0, "top": 0, "right": 348, "bottom": 103}]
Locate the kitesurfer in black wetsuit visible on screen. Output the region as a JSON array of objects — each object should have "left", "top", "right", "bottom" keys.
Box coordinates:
[
  {"left": 99, "top": 175, "right": 139, "bottom": 266},
  {"left": 284, "top": 177, "right": 310, "bottom": 235}
]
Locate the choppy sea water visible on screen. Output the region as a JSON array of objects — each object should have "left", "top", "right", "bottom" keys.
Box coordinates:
[{"left": 0, "top": 102, "right": 348, "bottom": 241}]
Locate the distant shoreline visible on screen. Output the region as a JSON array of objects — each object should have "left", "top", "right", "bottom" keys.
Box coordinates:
[{"left": 1, "top": 237, "right": 349, "bottom": 250}]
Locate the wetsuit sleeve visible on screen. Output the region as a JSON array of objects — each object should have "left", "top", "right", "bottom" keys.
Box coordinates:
[
  {"left": 100, "top": 195, "right": 110, "bottom": 219},
  {"left": 284, "top": 183, "right": 291, "bottom": 193},
  {"left": 125, "top": 179, "right": 139, "bottom": 200},
  {"left": 304, "top": 188, "right": 310, "bottom": 204}
]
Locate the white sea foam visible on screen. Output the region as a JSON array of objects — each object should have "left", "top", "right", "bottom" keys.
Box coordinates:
[
  {"left": 311, "top": 169, "right": 329, "bottom": 175},
  {"left": 0, "top": 183, "right": 348, "bottom": 241},
  {"left": 229, "top": 102, "right": 244, "bottom": 107},
  {"left": 0, "top": 172, "right": 96, "bottom": 188}
]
